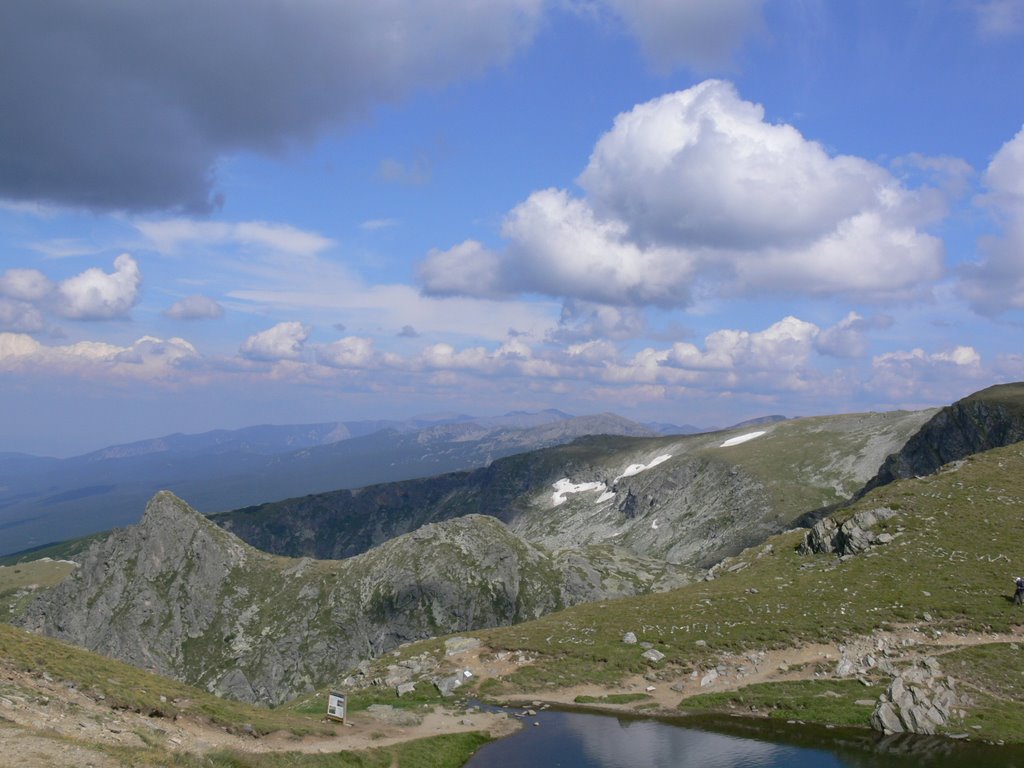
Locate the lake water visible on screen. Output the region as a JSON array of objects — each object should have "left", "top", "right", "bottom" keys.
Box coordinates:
[{"left": 463, "top": 706, "right": 1024, "bottom": 768}]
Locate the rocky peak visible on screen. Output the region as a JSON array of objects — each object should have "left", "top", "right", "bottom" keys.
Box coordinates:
[
  {"left": 132, "top": 490, "right": 248, "bottom": 578},
  {"left": 858, "top": 383, "right": 1024, "bottom": 498},
  {"left": 18, "top": 492, "right": 687, "bottom": 704}
]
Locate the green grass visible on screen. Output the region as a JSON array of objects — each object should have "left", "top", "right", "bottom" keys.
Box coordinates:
[
  {"left": 573, "top": 692, "right": 651, "bottom": 704},
  {"left": 0, "top": 623, "right": 332, "bottom": 737},
  {"left": 203, "top": 733, "right": 490, "bottom": 768},
  {"left": 0, "top": 533, "right": 102, "bottom": 567},
  {"left": 289, "top": 681, "right": 446, "bottom": 716},
  {"left": 367, "top": 443, "right": 1024, "bottom": 739},
  {"left": 941, "top": 642, "right": 1024, "bottom": 743},
  {"left": 4, "top": 723, "right": 488, "bottom": 768},
  {"left": 0, "top": 559, "right": 76, "bottom": 621},
  {"left": 682, "top": 679, "right": 885, "bottom": 726}
]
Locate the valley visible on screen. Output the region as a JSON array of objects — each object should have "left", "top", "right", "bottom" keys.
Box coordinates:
[
  {"left": 0, "top": 411, "right": 660, "bottom": 557},
  {"left": 4, "top": 384, "right": 1024, "bottom": 765}
]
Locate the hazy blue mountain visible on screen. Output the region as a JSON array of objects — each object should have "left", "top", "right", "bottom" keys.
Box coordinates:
[
  {"left": 0, "top": 411, "right": 652, "bottom": 555},
  {"left": 641, "top": 421, "right": 702, "bottom": 435}
]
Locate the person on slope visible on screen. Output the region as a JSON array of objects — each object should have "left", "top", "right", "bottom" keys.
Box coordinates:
[{"left": 1014, "top": 576, "right": 1024, "bottom": 606}]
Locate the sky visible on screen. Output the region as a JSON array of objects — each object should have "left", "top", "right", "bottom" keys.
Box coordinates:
[{"left": 1, "top": 1, "right": 1024, "bottom": 456}]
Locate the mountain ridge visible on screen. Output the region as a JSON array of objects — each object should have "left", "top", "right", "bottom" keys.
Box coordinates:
[
  {"left": 16, "top": 491, "right": 690, "bottom": 704},
  {"left": 0, "top": 411, "right": 657, "bottom": 555}
]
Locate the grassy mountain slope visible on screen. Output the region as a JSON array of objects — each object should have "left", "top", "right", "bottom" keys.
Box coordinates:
[
  {"left": 350, "top": 442, "right": 1024, "bottom": 744},
  {"left": 858, "top": 382, "right": 1024, "bottom": 500},
  {"left": 213, "top": 409, "right": 933, "bottom": 568},
  {"left": 14, "top": 492, "right": 689, "bottom": 705},
  {"left": 0, "top": 622, "right": 497, "bottom": 767}
]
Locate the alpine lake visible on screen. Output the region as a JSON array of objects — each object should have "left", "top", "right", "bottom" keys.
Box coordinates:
[{"left": 463, "top": 703, "right": 1024, "bottom": 767}]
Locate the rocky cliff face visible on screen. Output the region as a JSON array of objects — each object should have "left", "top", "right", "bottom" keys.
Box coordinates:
[
  {"left": 215, "top": 409, "right": 932, "bottom": 570},
  {"left": 18, "top": 492, "right": 688, "bottom": 705},
  {"left": 858, "top": 383, "right": 1024, "bottom": 498}
]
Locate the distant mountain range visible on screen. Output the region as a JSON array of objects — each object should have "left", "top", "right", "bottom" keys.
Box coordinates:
[
  {"left": 0, "top": 410, "right": 705, "bottom": 556},
  {"left": 9, "top": 402, "right": 939, "bottom": 703}
]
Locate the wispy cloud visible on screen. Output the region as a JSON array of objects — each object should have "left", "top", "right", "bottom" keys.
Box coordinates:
[
  {"left": 137, "top": 220, "right": 334, "bottom": 257},
  {"left": 974, "top": 0, "right": 1024, "bottom": 38},
  {"left": 360, "top": 218, "right": 400, "bottom": 231}
]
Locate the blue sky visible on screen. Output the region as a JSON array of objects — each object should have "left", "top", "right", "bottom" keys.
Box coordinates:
[{"left": 2, "top": 1, "right": 1024, "bottom": 456}]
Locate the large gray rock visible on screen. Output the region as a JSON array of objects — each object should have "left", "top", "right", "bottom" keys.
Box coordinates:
[
  {"left": 870, "top": 661, "right": 964, "bottom": 736},
  {"left": 800, "top": 508, "right": 897, "bottom": 557},
  {"left": 433, "top": 673, "right": 464, "bottom": 698},
  {"left": 871, "top": 701, "right": 905, "bottom": 734}
]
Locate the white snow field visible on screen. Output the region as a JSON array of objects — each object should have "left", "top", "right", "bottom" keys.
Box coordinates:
[
  {"left": 719, "top": 431, "right": 766, "bottom": 448},
  {"left": 551, "top": 479, "right": 606, "bottom": 506},
  {"left": 550, "top": 454, "right": 674, "bottom": 506},
  {"left": 613, "top": 454, "right": 672, "bottom": 483}
]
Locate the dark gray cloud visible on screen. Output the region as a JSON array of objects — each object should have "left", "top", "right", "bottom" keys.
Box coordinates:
[{"left": 0, "top": 1, "right": 542, "bottom": 212}]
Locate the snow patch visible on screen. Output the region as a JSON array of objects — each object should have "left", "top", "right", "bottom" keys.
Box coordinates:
[
  {"left": 596, "top": 490, "right": 616, "bottom": 504},
  {"left": 552, "top": 478, "right": 606, "bottom": 506},
  {"left": 651, "top": 518, "right": 659, "bottom": 530},
  {"left": 719, "top": 431, "right": 766, "bottom": 448},
  {"left": 613, "top": 454, "right": 672, "bottom": 483}
]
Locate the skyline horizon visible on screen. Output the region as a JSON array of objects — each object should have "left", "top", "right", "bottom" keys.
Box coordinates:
[{"left": 2, "top": 2, "right": 1023, "bottom": 456}]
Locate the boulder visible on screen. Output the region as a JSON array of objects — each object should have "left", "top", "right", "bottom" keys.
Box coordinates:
[
  {"left": 699, "top": 669, "right": 718, "bottom": 687},
  {"left": 869, "top": 660, "right": 964, "bottom": 736},
  {"left": 871, "top": 701, "right": 905, "bottom": 734},
  {"left": 800, "top": 508, "right": 897, "bottom": 557},
  {"left": 433, "top": 673, "right": 464, "bottom": 698}
]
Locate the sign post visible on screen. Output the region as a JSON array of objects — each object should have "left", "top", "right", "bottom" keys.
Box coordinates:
[{"left": 326, "top": 691, "right": 347, "bottom": 724}]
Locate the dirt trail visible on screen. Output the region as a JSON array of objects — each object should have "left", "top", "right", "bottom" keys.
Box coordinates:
[
  {"left": 0, "top": 661, "right": 518, "bottom": 765},
  {"left": 462, "top": 625, "right": 1024, "bottom": 715},
  {"left": 3, "top": 625, "right": 1020, "bottom": 764}
]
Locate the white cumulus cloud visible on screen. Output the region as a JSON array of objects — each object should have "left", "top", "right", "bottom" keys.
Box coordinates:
[
  {"left": 502, "top": 189, "right": 696, "bottom": 306},
  {"left": 316, "top": 336, "right": 376, "bottom": 369},
  {"left": 958, "top": 125, "right": 1024, "bottom": 313},
  {"left": 0, "top": 298, "right": 44, "bottom": 332},
  {"left": 240, "top": 321, "right": 311, "bottom": 362},
  {"left": 814, "top": 312, "right": 892, "bottom": 358},
  {"left": 420, "top": 80, "right": 946, "bottom": 307},
  {"left": 0, "top": 332, "right": 197, "bottom": 379},
  {"left": 56, "top": 254, "right": 142, "bottom": 320},
  {"left": 669, "top": 316, "right": 820, "bottom": 372},
  {"left": 418, "top": 240, "right": 507, "bottom": 298},
  {"left": 870, "top": 344, "right": 986, "bottom": 402},
  {"left": 0, "top": 268, "right": 53, "bottom": 301}
]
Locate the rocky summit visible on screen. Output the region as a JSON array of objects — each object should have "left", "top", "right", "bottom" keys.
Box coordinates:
[{"left": 17, "top": 491, "right": 688, "bottom": 704}]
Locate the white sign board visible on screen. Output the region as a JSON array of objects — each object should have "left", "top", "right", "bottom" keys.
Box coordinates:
[{"left": 326, "top": 691, "right": 347, "bottom": 723}]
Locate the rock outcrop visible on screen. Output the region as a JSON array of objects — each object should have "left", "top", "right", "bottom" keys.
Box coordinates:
[
  {"left": 799, "top": 507, "right": 898, "bottom": 557},
  {"left": 871, "top": 659, "right": 965, "bottom": 735},
  {"left": 18, "top": 492, "right": 687, "bottom": 705},
  {"left": 859, "top": 382, "right": 1024, "bottom": 499}
]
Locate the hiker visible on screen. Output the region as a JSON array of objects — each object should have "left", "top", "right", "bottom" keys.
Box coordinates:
[{"left": 1014, "top": 576, "right": 1024, "bottom": 606}]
